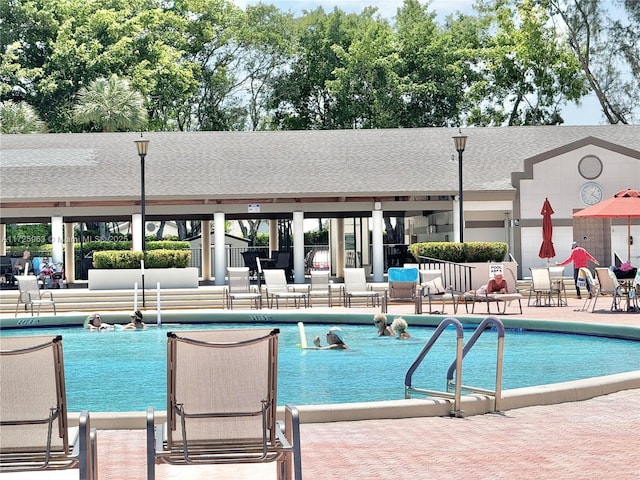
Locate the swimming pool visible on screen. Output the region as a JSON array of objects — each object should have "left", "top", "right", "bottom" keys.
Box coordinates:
[{"left": 2, "top": 322, "right": 638, "bottom": 412}]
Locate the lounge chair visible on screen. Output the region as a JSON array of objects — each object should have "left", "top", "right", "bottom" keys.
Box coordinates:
[
  {"left": 342, "top": 268, "right": 380, "bottom": 307},
  {"left": 0, "top": 335, "right": 94, "bottom": 479},
  {"left": 548, "top": 266, "right": 568, "bottom": 306},
  {"left": 593, "top": 267, "right": 622, "bottom": 311},
  {"left": 14, "top": 275, "right": 57, "bottom": 316},
  {"left": 263, "top": 269, "right": 308, "bottom": 308},
  {"left": 301, "top": 270, "right": 332, "bottom": 307},
  {"left": 146, "top": 328, "right": 301, "bottom": 480},
  {"left": 527, "top": 267, "right": 555, "bottom": 306},
  {"left": 382, "top": 267, "right": 421, "bottom": 314},
  {"left": 224, "top": 267, "right": 262, "bottom": 309},
  {"left": 418, "top": 269, "right": 458, "bottom": 314}
]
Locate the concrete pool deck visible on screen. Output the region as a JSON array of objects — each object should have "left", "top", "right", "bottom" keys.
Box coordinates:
[{"left": 1, "top": 296, "right": 639, "bottom": 478}]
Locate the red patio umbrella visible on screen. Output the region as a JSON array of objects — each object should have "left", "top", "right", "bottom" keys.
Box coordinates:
[
  {"left": 538, "top": 197, "right": 556, "bottom": 263},
  {"left": 573, "top": 189, "right": 640, "bottom": 262}
]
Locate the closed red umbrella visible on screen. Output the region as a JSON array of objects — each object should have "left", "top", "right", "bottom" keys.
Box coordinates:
[
  {"left": 538, "top": 197, "right": 556, "bottom": 262},
  {"left": 573, "top": 189, "right": 640, "bottom": 262}
]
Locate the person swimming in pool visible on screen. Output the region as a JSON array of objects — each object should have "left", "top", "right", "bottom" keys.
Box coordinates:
[
  {"left": 373, "top": 312, "right": 394, "bottom": 336},
  {"left": 307, "top": 326, "right": 349, "bottom": 350},
  {"left": 391, "top": 317, "right": 411, "bottom": 339},
  {"left": 84, "top": 313, "right": 113, "bottom": 331},
  {"left": 121, "top": 310, "right": 146, "bottom": 330}
]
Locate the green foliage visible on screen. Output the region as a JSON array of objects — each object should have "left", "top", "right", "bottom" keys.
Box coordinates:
[
  {"left": 304, "top": 230, "right": 329, "bottom": 245},
  {"left": 74, "top": 74, "right": 147, "bottom": 132},
  {"left": 93, "top": 249, "right": 190, "bottom": 268},
  {"left": 0, "top": 101, "right": 47, "bottom": 133},
  {"left": 75, "top": 240, "right": 190, "bottom": 252},
  {"left": 5, "top": 224, "right": 52, "bottom": 248},
  {"left": 409, "top": 242, "right": 509, "bottom": 263},
  {"left": 254, "top": 233, "right": 269, "bottom": 246}
]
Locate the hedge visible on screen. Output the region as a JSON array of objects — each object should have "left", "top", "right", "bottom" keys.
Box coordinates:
[
  {"left": 408, "top": 242, "right": 508, "bottom": 263},
  {"left": 93, "top": 249, "right": 191, "bottom": 269}
]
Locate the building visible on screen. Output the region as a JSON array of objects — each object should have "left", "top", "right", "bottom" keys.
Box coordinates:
[{"left": 1, "top": 126, "right": 639, "bottom": 283}]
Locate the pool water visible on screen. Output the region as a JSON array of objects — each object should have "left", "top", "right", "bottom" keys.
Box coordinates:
[{"left": 2, "top": 323, "right": 639, "bottom": 412}]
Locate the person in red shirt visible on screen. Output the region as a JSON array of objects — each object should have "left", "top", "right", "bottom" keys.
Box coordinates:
[{"left": 557, "top": 241, "right": 600, "bottom": 299}]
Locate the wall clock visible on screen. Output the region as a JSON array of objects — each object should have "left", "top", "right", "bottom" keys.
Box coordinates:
[{"left": 579, "top": 182, "right": 603, "bottom": 205}]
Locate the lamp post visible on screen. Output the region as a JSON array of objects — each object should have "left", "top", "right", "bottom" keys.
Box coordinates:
[
  {"left": 134, "top": 138, "right": 149, "bottom": 307},
  {"left": 452, "top": 131, "right": 467, "bottom": 243}
]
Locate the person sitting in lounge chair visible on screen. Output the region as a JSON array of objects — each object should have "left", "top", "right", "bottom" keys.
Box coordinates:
[
  {"left": 391, "top": 317, "right": 411, "bottom": 339},
  {"left": 487, "top": 273, "right": 508, "bottom": 294},
  {"left": 310, "top": 326, "right": 348, "bottom": 349},
  {"left": 373, "top": 313, "right": 394, "bottom": 336}
]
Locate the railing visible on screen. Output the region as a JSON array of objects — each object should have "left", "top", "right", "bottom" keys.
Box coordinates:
[
  {"left": 404, "top": 317, "right": 465, "bottom": 417},
  {"left": 446, "top": 316, "right": 505, "bottom": 413},
  {"left": 417, "top": 256, "right": 474, "bottom": 292}
]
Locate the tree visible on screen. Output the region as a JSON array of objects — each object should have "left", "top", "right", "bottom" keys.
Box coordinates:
[
  {"left": 468, "top": 0, "right": 586, "bottom": 126},
  {"left": 74, "top": 74, "right": 147, "bottom": 131},
  {"left": 0, "top": 101, "right": 46, "bottom": 133},
  {"left": 542, "top": 0, "right": 639, "bottom": 124}
]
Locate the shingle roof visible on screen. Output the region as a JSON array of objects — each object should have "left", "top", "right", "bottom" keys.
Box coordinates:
[{"left": 1, "top": 125, "right": 639, "bottom": 203}]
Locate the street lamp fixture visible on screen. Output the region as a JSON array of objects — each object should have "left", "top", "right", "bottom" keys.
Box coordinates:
[
  {"left": 134, "top": 138, "right": 149, "bottom": 307},
  {"left": 452, "top": 130, "right": 467, "bottom": 243}
]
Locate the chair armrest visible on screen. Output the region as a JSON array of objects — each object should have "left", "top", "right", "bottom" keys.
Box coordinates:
[
  {"left": 38, "top": 290, "right": 55, "bottom": 300},
  {"left": 76, "top": 410, "right": 94, "bottom": 480},
  {"left": 284, "top": 404, "right": 302, "bottom": 479}
]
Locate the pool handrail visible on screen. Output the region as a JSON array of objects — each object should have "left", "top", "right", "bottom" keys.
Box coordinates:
[
  {"left": 404, "top": 317, "right": 465, "bottom": 417},
  {"left": 446, "top": 316, "right": 505, "bottom": 413}
]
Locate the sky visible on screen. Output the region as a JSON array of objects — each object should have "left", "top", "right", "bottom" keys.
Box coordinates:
[{"left": 231, "top": 0, "right": 608, "bottom": 126}]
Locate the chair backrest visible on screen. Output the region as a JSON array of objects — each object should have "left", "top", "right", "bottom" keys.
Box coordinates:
[
  {"left": 418, "top": 269, "right": 447, "bottom": 294},
  {"left": 241, "top": 251, "right": 259, "bottom": 272},
  {"left": 595, "top": 268, "right": 619, "bottom": 294},
  {"left": 530, "top": 268, "right": 551, "bottom": 290},
  {"left": 274, "top": 252, "right": 290, "bottom": 270},
  {"left": 310, "top": 270, "right": 330, "bottom": 291},
  {"left": 226, "top": 267, "right": 251, "bottom": 294},
  {"left": 16, "top": 275, "right": 41, "bottom": 302},
  {"left": 166, "top": 329, "right": 279, "bottom": 448},
  {"left": 343, "top": 268, "right": 367, "bottom": 292},
  {"left": 579, "top": 267, "right": 597, "bottom": 290},
  {"left": 0, "top": 335, "right": 70, "bottom": 457},
  {"left": 388, "top": 267, "right": 419, "bottom": 283},
  {"left": 263, "top": 269, "right": 288, "bottom": 292}
]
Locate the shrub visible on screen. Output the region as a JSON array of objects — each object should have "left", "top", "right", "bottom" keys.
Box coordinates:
[
  {"left": 408, "top": 242, "right": 508, "bottom": 263},
  {"left": 93, "top": 249, "right": 190, "bottom": 269}
]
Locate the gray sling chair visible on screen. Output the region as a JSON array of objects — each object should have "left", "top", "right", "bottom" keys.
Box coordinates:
[
  {"left": 146, "top": 328, "right": 302, "bottom": 479},
  {"left": 0, "top": 335, "right": 95, "bottom": 479}
]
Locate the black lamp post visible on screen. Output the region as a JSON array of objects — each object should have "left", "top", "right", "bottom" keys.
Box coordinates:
[
  {"left": 452, "top": 131, "right": 467, "bottom": 243},
  {"left": 134, "top": 138, "right": 149, "bottom": 307}
]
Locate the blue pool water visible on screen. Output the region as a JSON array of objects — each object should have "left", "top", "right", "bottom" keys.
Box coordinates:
[{"left": 1, "top": 323, "right": 639, "bottom": 412}]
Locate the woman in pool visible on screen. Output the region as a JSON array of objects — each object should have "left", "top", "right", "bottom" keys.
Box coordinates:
[
  {"left": 84, "top": 313, "right": 113, "bottom": 331},
  {"left": 308, "top": 326, "right": 349, "bottom": 350},
  {"left": 121, "top": 310, "right": 146, "bottom": 330},
  {"left": 373, "top": 313, "right": 394, "bottom": 336},
  {"left": 391, "top": 317, "right": 411, "bottom": 339}
]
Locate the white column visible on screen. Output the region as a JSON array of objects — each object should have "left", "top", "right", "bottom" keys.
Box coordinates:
[
  {"left": 214, "top": 212, "right": 226, "bottom": 285},
  {"left": 201, "top": 219, "right": 212, "bottom": 281},
  {"left": 269, "top": 220, "right": 278, "bottom": 254},
  {"left": 64, "top": 222, "right": 75, "bottom": 284},
  {"left": 293, "top": 211, "right": 304, "bottom": 283},
  {"left": 131, "top": 213, "right": 142, "bottom": 251},
  {"left": 336, "top": 218, "right": 345, "bottom": 277},
  {"left": 51, "top": 216, "right": 64, "bottom": 266},
  {"left": 371, "top": 208, "right": 384, "bottom": 282}
]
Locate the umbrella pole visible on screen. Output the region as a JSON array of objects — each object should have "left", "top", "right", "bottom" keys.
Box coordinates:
[{"left": 628, "top": 217, "right": 631, "bottom": 263}]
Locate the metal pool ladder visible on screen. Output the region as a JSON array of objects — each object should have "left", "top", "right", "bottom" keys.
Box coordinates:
[{"left": 404, "top": 316, "right": 505, "bottom": 417}]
